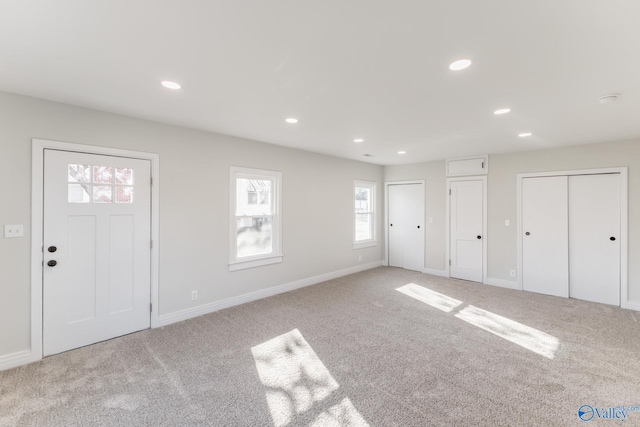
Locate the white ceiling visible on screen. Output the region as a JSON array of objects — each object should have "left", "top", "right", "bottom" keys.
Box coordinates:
[{"left": 1, "top": 1, "right": 639, "bottom": 165}]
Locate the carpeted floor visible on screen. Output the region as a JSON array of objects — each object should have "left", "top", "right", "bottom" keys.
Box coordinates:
[{"left": 2, "top": 267, "right": 639, "bottom": 426}]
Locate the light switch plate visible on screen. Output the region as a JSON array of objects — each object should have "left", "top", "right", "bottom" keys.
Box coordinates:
[{"left": 4, "top": 224, "right": 24, "bottom": 238}]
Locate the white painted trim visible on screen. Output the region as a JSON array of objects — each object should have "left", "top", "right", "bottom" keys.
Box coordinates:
[
  {"left": 0, "top": 350, "right": 33, "bottom": 372},
  {"left": 446, "top": 154, "right": 489, "bottom": 176},
  {"left": 422, "top": 268, "right": 448, "bottom": 277},
  {"left": 485, "top": 277, "right": 520, "bottom": 290},
  {"left": 446, "top": 176, "right": 488, "bottom": 284},
  {"left": 353, "top": 240, "right": 378, "bottom": 250},
  {"left": 384, "top": 180, "right": 426, "bottom": 270},
  {"left": 517, "top": 167, "right": 628, "bottom": 307},
  {"left": 31, "top": 139, "right": 161, "bottom": 363},
  {"left": 158, "top": 260, "right": 384, "bottom": 327}
]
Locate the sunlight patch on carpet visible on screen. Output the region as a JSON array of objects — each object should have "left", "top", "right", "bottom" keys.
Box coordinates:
[
  {"left": 251, "top": 329, "right": 369, "bottom": 427},
  {"left": 396, "top": 283, "right": 463, "bottom": 312},
  {"left": 397, "top": 283, "right": 559, "bottom": 359}
]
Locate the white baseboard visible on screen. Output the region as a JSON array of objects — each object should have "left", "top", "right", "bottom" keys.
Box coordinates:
[
  {"left": 422, "top": 268, "right": 448, "bottom": 277},
  {"left": 485, "top": 277, "right": 520, "bottom": 290},
  {"left": 0, "top": 350, "right": 33, "bottom": 372},
  {"left": 623, "top": 300, "right": 640, "bottom": 312},
  {"left": 157, "top": 260, "right": 384, "bottom": 327}
]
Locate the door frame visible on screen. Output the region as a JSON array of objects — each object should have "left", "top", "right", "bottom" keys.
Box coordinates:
[
  {"left": 384, "top": 180, "right": 425, "bottom": 268},
  {"left": 446, "top": 176, "right": 487, "bottom": 283},
  {"left": 516, "top": 167, "right": 629, "bottom": 308},
  {"left": 31, "top": 138, "right": 160, "bottom": 362}
]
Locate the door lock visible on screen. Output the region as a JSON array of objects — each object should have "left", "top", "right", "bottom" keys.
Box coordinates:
[
  {"left": 47, "top": 260, "right": 57, "bottom": 267},
  {"left": 48, "top": 246, "right": 57, "bottom": 253}
]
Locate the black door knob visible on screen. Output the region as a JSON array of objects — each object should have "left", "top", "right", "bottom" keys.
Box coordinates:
[
  {"left": 47, "top": 260, "right": 57, "bottom": 267},
  {"left": 477, "top": 235, "right": 481, "bottom": 239},
  {"left": 48, "top": 246, "right": 57, "bottom": 253},
  {"left": 390, "top": 224, "right": 393, "bottom": 226},
  {"left": 525, "top": 232, "right": 530, "bottom": 236},
  {"left": 610, "top": 237, "right": 616, "bottom": 241},
  {"left": 417, "top": 225, "right": 420, "bottom": 229}
]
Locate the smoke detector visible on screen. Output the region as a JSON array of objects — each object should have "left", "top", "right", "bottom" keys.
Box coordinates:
[{"left": 598, "top": 93, "right": 620, "bottom": 104}]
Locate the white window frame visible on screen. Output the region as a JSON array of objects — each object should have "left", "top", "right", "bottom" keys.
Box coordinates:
[
  {"left": 229, "top": 166, "right": 283, "bottom": 271},
  {"left": 353, "top": 180, "right": 378, "bottom": 249}
]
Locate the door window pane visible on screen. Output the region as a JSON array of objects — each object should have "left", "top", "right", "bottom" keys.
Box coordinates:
[
  {"left": 237, "top": 217, "right": 273, "bottom": 258},
  {"left": 115, "top": 168, "right": 134, "bottom": 185},
  {"left": 68, "top": 184, "right": 91, "bottom": 203},
  {"left": 93, "top": 166, "right": 113, "bottom": 184},
  {"left": 93, "top": 185, "right": 112, "bottom": 203},
  {"left": 115, "top": 186, "right": 134, "bottom": 203},
  {"left": 68, "top": 164, "right": 91, "bottom": 183}
]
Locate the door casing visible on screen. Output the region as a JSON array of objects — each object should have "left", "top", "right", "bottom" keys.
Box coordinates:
[{"left": 31, "top": 139, "right": 160, "bottom": 362}]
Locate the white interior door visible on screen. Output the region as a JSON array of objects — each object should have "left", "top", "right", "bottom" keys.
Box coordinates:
[
  {"left": 522, "top": 176, "right": 569, "bottom": 298},
  {"left": 450, "top": 180, "right": 483, "bottom": 282},
  {"left": 43, "top": 149, "right": 151, "bottom": 356},
  {"left": 388, "top": 183, "right": 424, "bottom": 272},
  {"left": 569, "top": 174, "right": 621, "bottom": 305}
]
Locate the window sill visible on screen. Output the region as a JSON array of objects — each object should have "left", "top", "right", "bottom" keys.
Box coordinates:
[
  {"left": 353, "top": 240, "right": 378, "bottom": 250},
  {"left": 229, "top": 254, "right": 283, "bottom": 271}
]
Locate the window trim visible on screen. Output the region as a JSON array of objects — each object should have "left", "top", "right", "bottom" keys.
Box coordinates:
[
  {"left": 229, "top": 166, "right": 283, "bottom": 271},
  {"left": 353, "top": 180, "right": 378, "bottom": 249}
]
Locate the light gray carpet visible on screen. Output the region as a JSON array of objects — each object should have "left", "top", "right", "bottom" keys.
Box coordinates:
[{"left": 2, "top": 267, "right": 640, "bottom": 426}]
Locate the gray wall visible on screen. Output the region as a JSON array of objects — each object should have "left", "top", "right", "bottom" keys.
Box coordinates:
[
  {"left": 0, "top": 91, "right": 384, "bottom": 357},
  {"left": 383, "top": 139, "right": 640, "bottom": 302}
]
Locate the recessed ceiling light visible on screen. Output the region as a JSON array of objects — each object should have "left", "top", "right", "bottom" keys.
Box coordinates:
[
  {"left": 449, "top": 59, "right": 472, "bottom": 71},
  {"left": 518, "top": 132, "right": 532, "bottom": 137},
  {"left": 161, "top": 81, "right": 181, "bottom": 90},
  {"left": 598, "top": 93, "right": 620, "bottom": 104},
  {"left": 353, "top": 138, "right": 364, "bottom": 143},
  {"left": 494, "top": 108, "right": 511, "bottom": 115},
  {"left": 285, "top": 118, "right": 298, "bottom": 124},
  {"left": 398, "top": 151, "right": 407, "bottom": 154}
]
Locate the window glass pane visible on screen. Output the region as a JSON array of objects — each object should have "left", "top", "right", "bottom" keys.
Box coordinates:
[
  {"left": 355, "top": 213, "right": 372, "bottom": 241},
  {"left": 355, "top": 187, "right": 371, "bottom": 213},
  {"left": 115, "top": 186, "right": 133, "bottom": 203},
  {"left": 93, "top": 166, "right": 113, "bottom": 184},
  {"left": 93, "top": 185, "right": 112, "bottom": 203},
  {"left": 68, "top": 164, "right": 91, "bottom": 183},
  {"left": 68, "top": 184, "right": 91, "bottom": 203},
  {"left": 237, "top": 217, "right": 272, "bottom": 257},
  {"left": 115, "top": 168, "right": 134, "bottom": 185},
  {"left": 237, "top": 178, "right": 272, "bottom": 215}
]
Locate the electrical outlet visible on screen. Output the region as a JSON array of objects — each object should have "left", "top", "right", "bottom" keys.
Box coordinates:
[
  {"left": 191, "top": 290, "right": 198, "bottom": 301},
  {"left": 509, "top": 269, "right": 516, "bottom": 278},
  {"left": 358, "top": 255, "right": 362, "bottom": 262},
  {"left": 505, "top": 220, "right": 510, "bottom": 226}
]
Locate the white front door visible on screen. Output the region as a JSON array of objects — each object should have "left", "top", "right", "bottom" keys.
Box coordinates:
[
  {"left": 521, "top": 176, "right": 569, "bottom": 298},
  {"left": 569, "top": 174, "right": 621, "bottom": 305},
  {"left": 43, "top": 149, "right": 151, "bottom": 356},
  {"left": 449, "top": 180, "right": 483, "bottom": 282},
  {"left": 388, "top": 183, "right": 424, "bottom": 272}
]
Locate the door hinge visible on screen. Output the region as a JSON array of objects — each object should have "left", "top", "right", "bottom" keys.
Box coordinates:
[
  {"left": 449, "top": 189, "right": 451, "bottom": 195},
  {"left": 150, "top": 303, "right": 152, "bottom": 312},
  {"left": 449, "top": 260, "right": 451, "bottom": 266},
  {"left": 150, "top": 177, "right": 153, "bottom": 187},
  {"left": 150, "top": 240, "right": 153, "bottom": 249},
  {"left": 482, "top": 161, "right": 485, "bottom": 168}
]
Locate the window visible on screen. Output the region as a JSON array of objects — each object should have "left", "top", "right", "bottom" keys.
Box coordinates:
[
  {"left": 354, "top": 180, "right": 377, "bottom": 249},
  {"left": 68, "top": 164, "right": 134, "bottom": 204},
  {"left": 230, "top": 167, "right": 283, "bottom": 271}
]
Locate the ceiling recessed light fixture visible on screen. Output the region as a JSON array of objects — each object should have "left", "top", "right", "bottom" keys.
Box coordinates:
[
  {"left": 494, "top": 108, "right": 511, "bottom": 115},
  {"left": 449, "top": 59, "right": 472, "bottom": 71},
  {"left": 161, "top": 81, "right": 181, "bottom": 90},
  {"left": 285, "top": 118, "right": 299, "bottom": 124},
  {"left": 398, "top": 151, "right": 407, "bottom": 154},
  {"left": 598, "top": 93, "right": 620, "bottom": 104},
  {"left": 353, "top": 138, "right": 364, "bottom": 143},
  {"left": 518, "top": 132, "right": 532, "bottom": 137}
]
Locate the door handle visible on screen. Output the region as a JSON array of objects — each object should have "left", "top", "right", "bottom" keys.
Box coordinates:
[
  {"left": 417, "top": 225, "right": 420, "bottom": 229},
  {"left": 477, "top": 235, "right": 481, "bottom": 239},
  {"left": 525, "top": 232, "right": 530, "bottom": 236},
  {"left": 610, "top": 237, "right": 616, "bottom": 241},
  {"left": 48, "top": 246, "right": 57, "bottom": 253},
  {"left": 390, "top": 224, "right": 393, "bottom": 226},
  {"left": 47, "top": 260, "right": 57, "bottom": 267}
]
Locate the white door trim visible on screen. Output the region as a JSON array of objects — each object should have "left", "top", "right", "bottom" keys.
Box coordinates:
[
  {"left": 384, "top": 180, "right": 425, "bottom": 267},
  {"left": 446, "top": 176, "right": 487, "bottom": 283},
  {"left": 31, "top": 139, "right": 160, "bottom": 362},
  {"left": 516, "top": 167, "right": 629, "bottom": 308}
]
